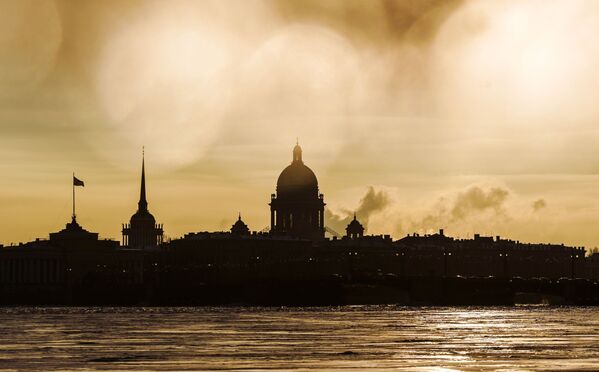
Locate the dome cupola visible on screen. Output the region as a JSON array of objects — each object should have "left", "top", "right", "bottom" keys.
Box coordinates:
[
  {"left": 276, "top": 142, "right": 318, "bottom": 199},
  {"left": 346, "top": 213, "right": 364, "bottom": 239}
]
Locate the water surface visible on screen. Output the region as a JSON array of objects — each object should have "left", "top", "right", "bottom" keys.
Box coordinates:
[{"left": 0, "top": 306, "right": 598, "bottom": 371}]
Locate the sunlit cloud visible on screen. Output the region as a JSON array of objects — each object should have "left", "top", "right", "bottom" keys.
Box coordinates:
[
  {"left": 95, "top": 2, "right": 235, "bottom": 167},
  {"left": 432, "top": 0, "right": 599, "bottom": 126}
]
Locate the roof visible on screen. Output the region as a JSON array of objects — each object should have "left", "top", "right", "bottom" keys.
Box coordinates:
[{"left": 276, "top": 143, "right": 319, "bottom": 197}]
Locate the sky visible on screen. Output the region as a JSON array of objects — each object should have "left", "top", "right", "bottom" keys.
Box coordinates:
[{"left": 2, "top": 0, "right": 599, "bottom": 250}]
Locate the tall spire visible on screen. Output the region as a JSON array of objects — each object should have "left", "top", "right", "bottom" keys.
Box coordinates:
[{"left": 138, "top": 147, "right": 147, "bottom": 211}]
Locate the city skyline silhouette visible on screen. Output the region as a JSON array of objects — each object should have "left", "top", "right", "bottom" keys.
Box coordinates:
[
  {"left": 3, "top": 2, "right": 599, "bottom": 250},
  {"left": 4, "top": 141, "right": 597, "bottom": 255}
]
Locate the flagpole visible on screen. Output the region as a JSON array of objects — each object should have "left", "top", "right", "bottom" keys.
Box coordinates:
[{"left": 72, "top": 172, "right": 75, "bottom": 219}]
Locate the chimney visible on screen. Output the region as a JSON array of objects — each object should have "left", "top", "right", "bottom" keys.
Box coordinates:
[{"left": 439, "top": 229, "right": 444, "bottom": 236}]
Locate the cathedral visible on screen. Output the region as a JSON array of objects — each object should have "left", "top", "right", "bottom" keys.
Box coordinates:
[
  {"left": 269, "top": 143, "right": 326, "bottom": 240},
  {"left": 122, "top": 153, "right": 164, "bottom": 249}
]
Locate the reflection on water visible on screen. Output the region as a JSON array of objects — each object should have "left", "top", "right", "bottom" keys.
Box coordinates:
[{"left": 0, "top": 306, "right": 598, "bottom": 371}]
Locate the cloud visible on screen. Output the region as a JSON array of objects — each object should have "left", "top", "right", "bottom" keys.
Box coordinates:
[
  {"left": 4, "top": 0, "right": 599, "bottom": 249},
  {"left": 53, "top": 0, "right": 472, "bottom": 171},
  {"left": 404, "top": 185, "right": 510, "bottom": 234},
  {"left": 326, "top": 184, "right": 514, "bottom": 237},
  {"left": 451, "top": 186, "right": 509, "bottom": 220},
  {"left": 272, "top": 0, "right": 465, "bottom": 46},
  {"left": 325, "top": 186, "right": 390, "bottom": 235},
  {"left": 532, "top": 198, "right": 547, "bottom": 212}
]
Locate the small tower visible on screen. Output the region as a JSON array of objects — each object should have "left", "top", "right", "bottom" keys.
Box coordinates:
[
  {"left": 345, "top": 213, "right": 364, "bottom": 239},
  {"left": 122, "top": 150, "right": 164, "bottom": 249},
  {"left": 231, "top": 213, "right": 250, "bottom": 236}
]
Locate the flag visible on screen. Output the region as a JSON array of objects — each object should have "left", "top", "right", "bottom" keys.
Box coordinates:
[{"left": 73, "top": 176, "right": 85, "bottom": 187}]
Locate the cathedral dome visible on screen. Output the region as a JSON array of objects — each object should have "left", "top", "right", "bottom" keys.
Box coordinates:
[
  {"left": 270, "top": 142, "right": 326, "bottom": 240},
  {"left": 277, "top": 163, "right": 318, "bottom": 190},
  {"left": 276, "top": 143, "right": 318, "bottom": 198}
]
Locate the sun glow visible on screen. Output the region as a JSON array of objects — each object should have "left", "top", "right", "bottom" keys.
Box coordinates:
[
  {"left": 235, "top": 23, "right": 364, "bottom": 165},
  {"left": 433, "top": 0, "right": 599, "bottom": 125},
  {"left": 93, "top": 5, "right": 366, "bottom": 169},
  {"left": 96, "top": 4, "right": 233, "bottom": 167}
]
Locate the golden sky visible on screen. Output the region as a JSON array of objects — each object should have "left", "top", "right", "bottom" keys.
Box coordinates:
[{"left": 2, "top": 0, "right": 599, "bottom": 249}]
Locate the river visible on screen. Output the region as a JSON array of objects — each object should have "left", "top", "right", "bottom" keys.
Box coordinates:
[{"left": 0, "top": 306, "right": 598, "bottom": 371}]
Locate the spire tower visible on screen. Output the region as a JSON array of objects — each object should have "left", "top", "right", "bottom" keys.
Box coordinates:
[
  {"left": 138, "top": 147, "right": 147, "bottom": 211},
  {"left": 122, "top": 147, "right": 164, "bottom": 249}
]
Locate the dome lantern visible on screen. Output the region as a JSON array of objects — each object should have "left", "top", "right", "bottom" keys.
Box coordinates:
[{"left": 293, "top": 140, "right": 303, "bottom": 163}]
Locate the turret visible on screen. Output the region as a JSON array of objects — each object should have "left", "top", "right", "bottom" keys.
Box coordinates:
[{"left": 345, "top": 213, "right": 364, "bottom": 239}]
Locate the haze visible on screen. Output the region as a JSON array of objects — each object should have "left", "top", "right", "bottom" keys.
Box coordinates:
[{"left": 2, "top": 0, "right": 599, "bottom": 250}]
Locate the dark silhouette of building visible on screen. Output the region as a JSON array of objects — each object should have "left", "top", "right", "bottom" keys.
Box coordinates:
[
  {"left": 395, "top": 231, "right": 587, "bottom": 279},
  {"left": 3, "top": 143, "right": 599, "bottom": 306},
  {"left": 0, "top": 215, "right": 138, "bottom": 305},
  {"left": 270, "top": 142, "right": 325, "bottom": 240},
  {"left": 122, "top": 152, "right": 163, "bottom": 249},
  {"left": 231, "top": 214, "right": 250, "bottom": 236},
  {"left": 346, "top": 214, "right": 365, "bottom": 239},
  {"left": 50, "top": 216, "right": 99, "bottom": 242}
]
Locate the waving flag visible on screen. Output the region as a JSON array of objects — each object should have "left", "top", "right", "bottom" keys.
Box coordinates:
[{"left": 73, "top": 176, "right": 84, "bottom": 187}]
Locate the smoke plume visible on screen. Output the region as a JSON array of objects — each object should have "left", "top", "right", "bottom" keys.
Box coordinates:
[
  {"left": 532, "top": 198, "right": 547, "bottom": 212},
  {"left": 403, "top": 185, "right": 511, "bottom": 235},
  {"left": 325, "top": 186, "right": 390, "bottom": 235},
  {"left": 450, "top": 186, "right": 509, "bottom": 220}
]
